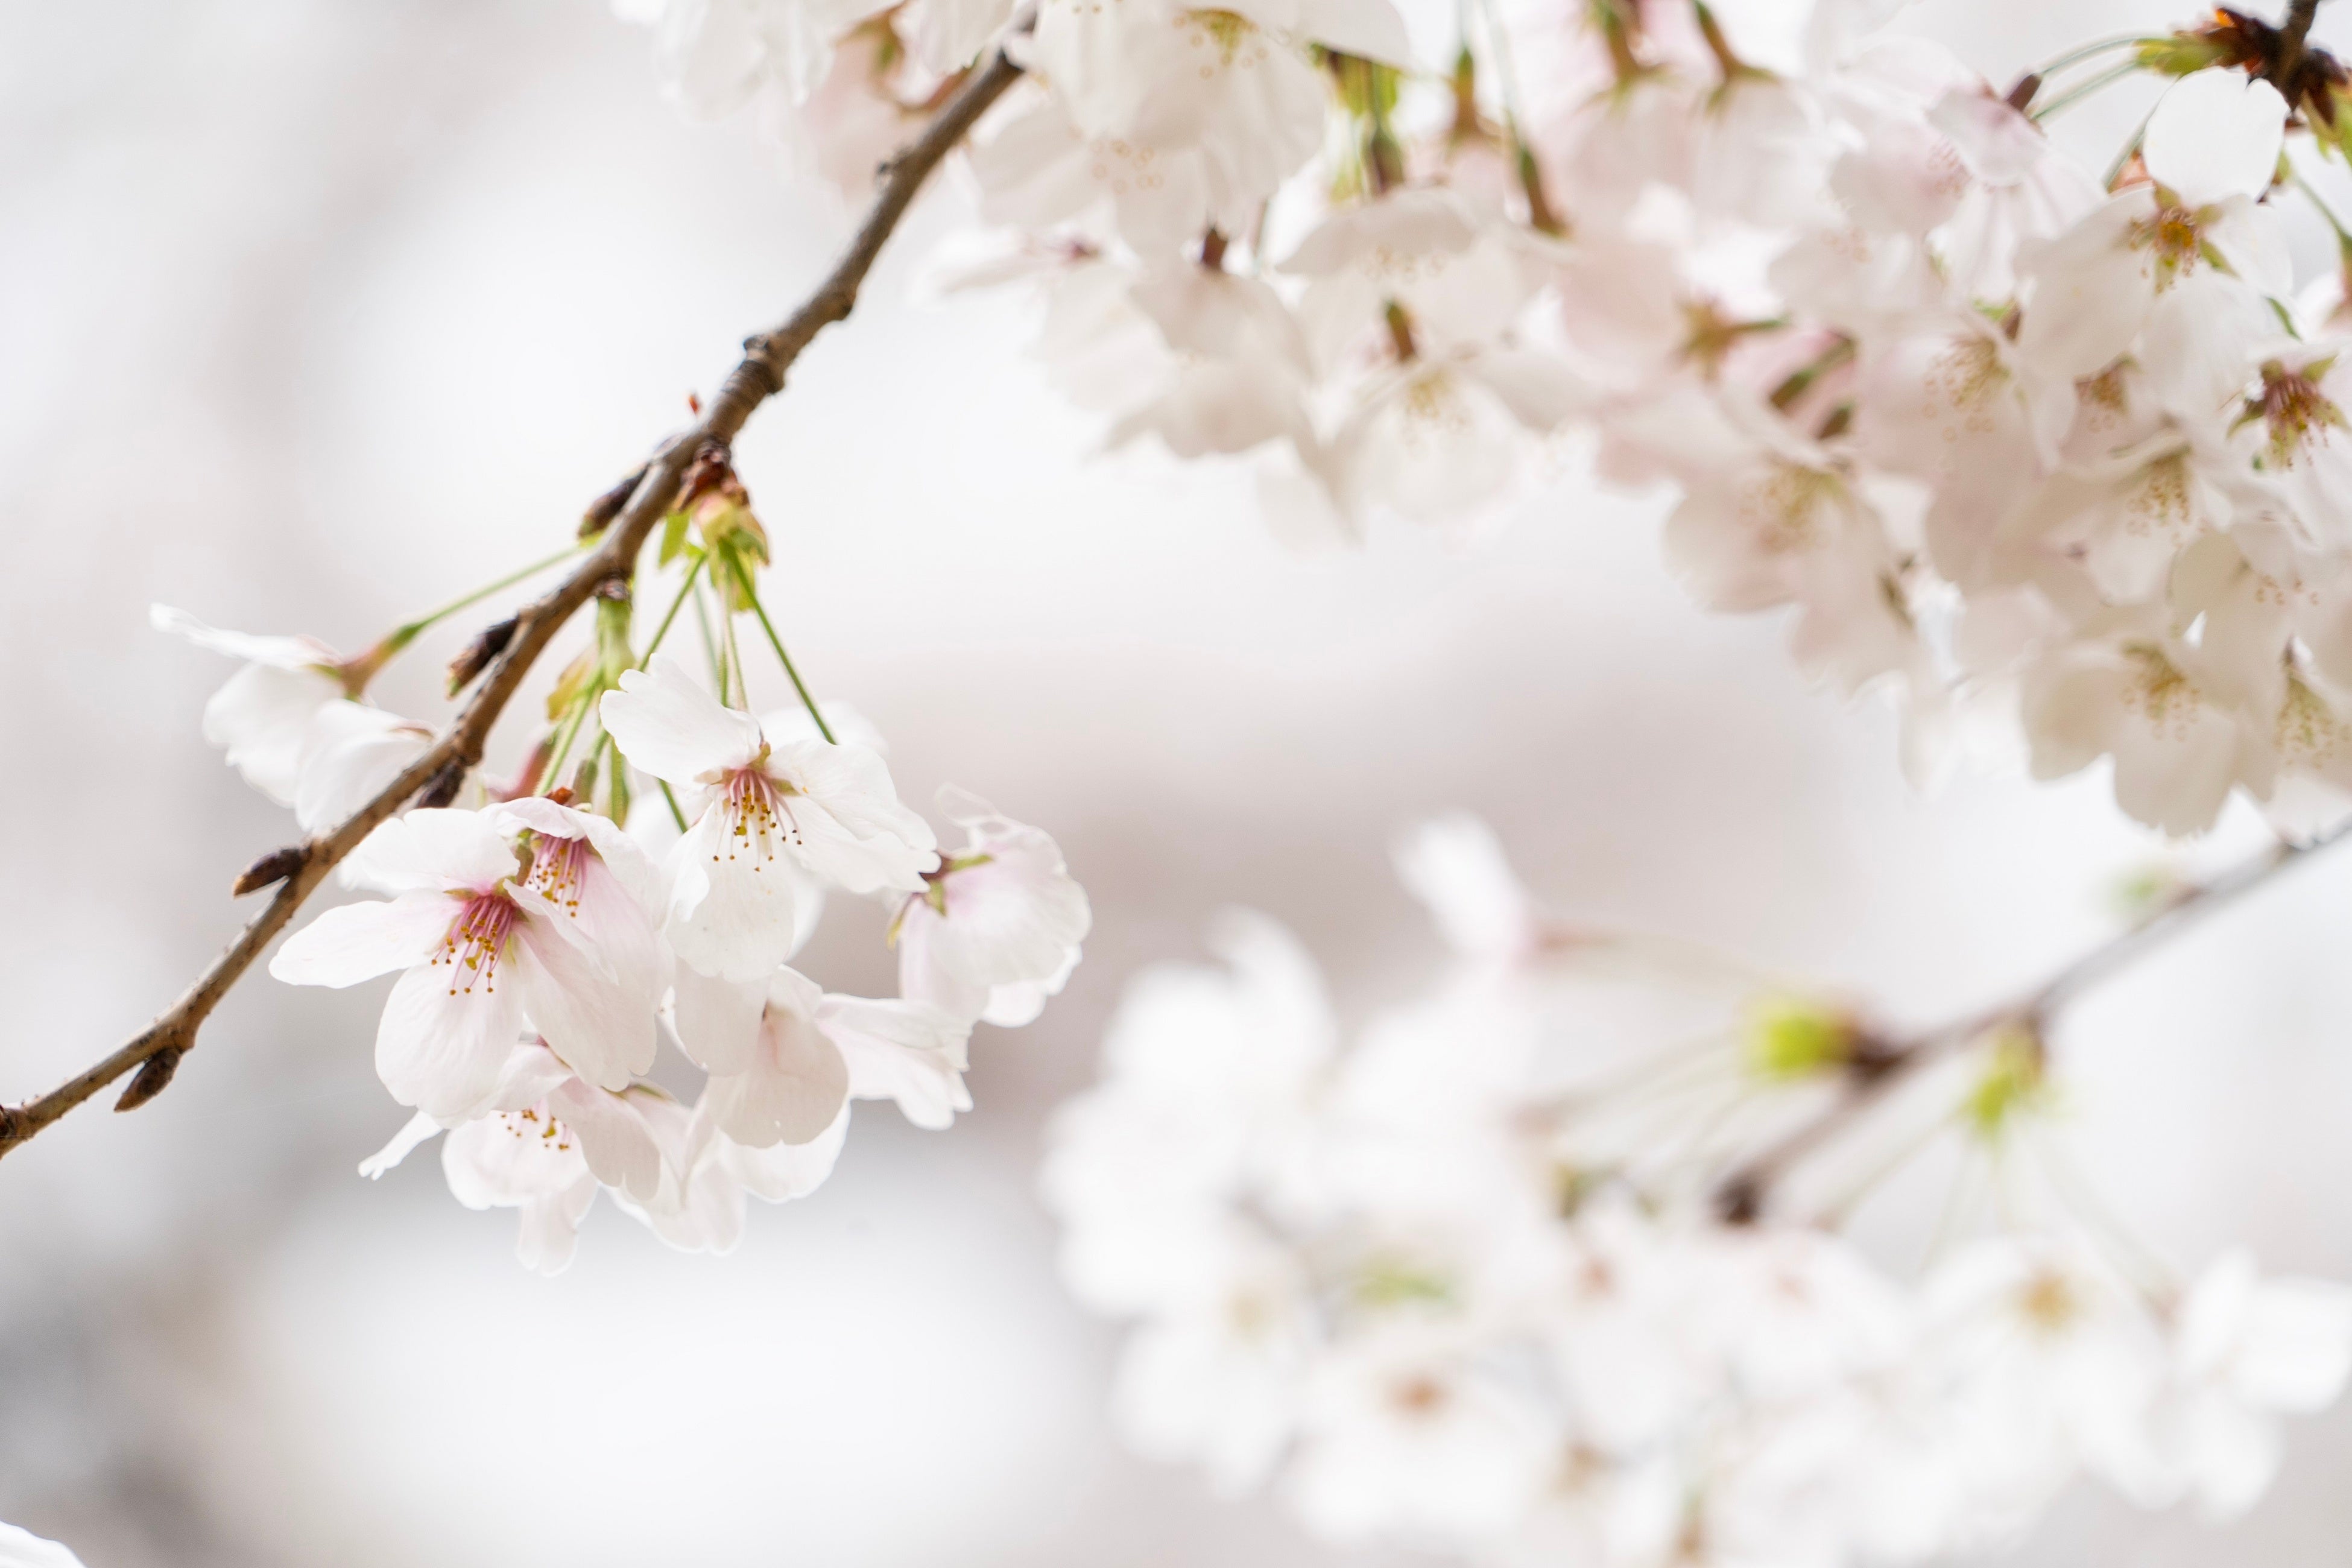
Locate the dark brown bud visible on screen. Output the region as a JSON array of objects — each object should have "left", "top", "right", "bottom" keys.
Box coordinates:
[
  {"left": 2003, "top": 72, "right": 2040, "bottom": 112},
  {"left": 580, "top": 462, "right": 650, "bottom": 541},
  {"left": 115, "top": 1048, "right": 184, "bottom": 1113},
  {"left": 416, "top": 758, "right": 469, "bottom": 810},
  {"left": 232, "top": 844, "right": 307, "bottom": 896},
  {"left": 447, "top": 615, "right": 519, "bottom": 697}
]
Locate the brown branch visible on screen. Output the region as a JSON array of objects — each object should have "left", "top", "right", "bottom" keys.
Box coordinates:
[
  {"left": 2274, "top": 0, "right": 2327, "bottom": 89},
  {"left": 0, "top": 44, "right": 1027, "bottom": 1163},
  {"left": 1713, "top": 818, "right": 2352, "bottom": 1221}
]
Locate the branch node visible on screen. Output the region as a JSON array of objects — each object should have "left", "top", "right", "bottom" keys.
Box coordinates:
[{"left": 115, "top": 1048, "right": 185, "bottom": 1113}]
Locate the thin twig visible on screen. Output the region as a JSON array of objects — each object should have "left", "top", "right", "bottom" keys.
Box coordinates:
[
  {"left": 0, "top": 44, "right": 1026, "bottom": 1162},
  {"left": 1713, "top": 820, "right": 2352, "bottom": 1220}
]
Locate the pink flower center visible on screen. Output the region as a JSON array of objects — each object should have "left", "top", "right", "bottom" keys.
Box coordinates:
[
  {"left": 525, "top": 835, "right": 592, "bottom": 917},
  {"left": 432, "top": 891, "right": 518, "bottom": 997},
  {"left": 712, "top": 767, "right": 802, "bottom": 870}
]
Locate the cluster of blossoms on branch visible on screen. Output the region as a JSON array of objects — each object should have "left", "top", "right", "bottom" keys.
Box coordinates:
[
  {"left": 623, "top": 0, "right": 2352, "bottom": 839},
  {"left": 156, "top": 454, "right": 1090, "bottom": 1272},
  {"left": 1044, "top": 815, "right": 2352, "bottom": 1567}
]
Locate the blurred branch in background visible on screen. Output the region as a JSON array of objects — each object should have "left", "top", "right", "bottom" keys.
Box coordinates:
[
  {"left": 0, "top": 44, "right": 1027, "bottom": 1166},
  {"left": 1715, "top": 819, "right": 2352, "bottom": 1223}
]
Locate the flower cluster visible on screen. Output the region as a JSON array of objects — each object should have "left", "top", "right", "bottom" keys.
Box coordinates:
[
  {"left": 617, "top": 0, "right": 2352, "bottom": 839},
  {"left": 1045, "top": 816, "right": 2352, "bottom": 1565},
  {"left": 160, "top": 470, "right": 1089, "bottom": 1273}
]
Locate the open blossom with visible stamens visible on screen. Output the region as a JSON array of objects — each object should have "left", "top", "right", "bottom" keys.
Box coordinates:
[
  {"left": 893, "top": 786, "right": 1091, "bottom": 1027},
  {"left": 671, "top": 963, "right": 973, "bottom": 1140},
  {"left": 270, "top": 808, "right": 659, "bottom": 1119},
  {"left": 598, "top": 654, "right": 937, "bottom": 983},
  {"left": 359, "top": 1038, "right": 671, "bottom": 1275}
]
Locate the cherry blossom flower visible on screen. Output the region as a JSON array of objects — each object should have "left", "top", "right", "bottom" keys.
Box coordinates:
[
  {"left": 270, "top": 808, "right": 659, "bottom": 1119},
  {"left": 152, "top": 604, "right": 437, "bottom": 841},
  {"left": 892, "top": 786, "right": 1090, "bottom": 1026},
  {"left": 669, "top": 963, "right": 973, "bottom": 1142},
  {"left": 2144, "top": 1251, "right": 2352, "bottom": 1516},
  {"left": 359, "top": 1038, "right": 671, "bottom": 1275},
  {"left": 151, "top": 604, "right": 347, "bottom": 805},
  {"left": 618, "top": 1093, "right": 850, "bottom": 1254},
  {"left": 598, "top": 654, "right": 937, "bottom": 983},
  {"left": 1289, "top": 1314, "right": 1557, "bottom": 1544}
]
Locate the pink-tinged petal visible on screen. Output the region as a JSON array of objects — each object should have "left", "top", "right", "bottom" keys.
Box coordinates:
[
  {"left": 768, "top": 739, "right": 937, "bottom": 893},
  {"left": 357, "top": 1111, "right": 442, "bottom": 1178},
  {"left": 344, "top": 808, "right": 520, "bottom": 896},
  {"left": 598, "top": 654, "right": 761, "bottom": 784},
  {"left": 443, "top": 1107, "right": 590, "bottom": 1207},
  {"left": 511, "top": 908, "right": 657, "bottom": 1090},
  {"left": 516, "top": 839, "right": 668, "bottom": 1008},
  {"left": 896, "top": 916, "right": 990, "bottom": 1020},
  {"left": 549, "top": 1079, "right": 668, "bottom": 1202},
  {"left": 201, "top": 660, "right": 344, "bottom": 805},
  {"left": 823, "top": 996, "right": 972, "bottom": 1130},
  {"left": 706, "top": 1007, "right": 850, "bottom": 1146},
  {"left": 150, "top": 604, "right": 336, "bottom": 669},
  {"left": 270, "top": 891, "right": 457, "bottom": 988},
  {"left": 721, "top": 1104, "right": 849, "bottom": 1201},
  {"left": 668, "top": 964, "right": 767, "bottom": 1073},
  {"left": 663, "top": 806, "right": 821, "bottom": 982},
  {"left": 492, "top": 797, "right": 669, "bottom": 919},
  {"left": 514, "top": 1184, "right": 597, "bottom": 1275},
  {"left": 980, "top": 948, "right": 1080, "bottom": 1028},
  {"left": 293, "top": 703, "right": 432, "bottom": 834},
  {"left": 482, "top": 1038, "right": 578, "bottom": 1111},
  {"left": 375, "top": 962, "right": 526, "bottom": 1121},
  {"left": 900, "top": 824, "right": 1089, "bottom": 1006}
]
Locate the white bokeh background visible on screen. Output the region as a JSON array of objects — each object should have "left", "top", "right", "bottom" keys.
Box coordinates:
[{"left": 6, "top": 1, "right": 2352, "bottom": 1562}]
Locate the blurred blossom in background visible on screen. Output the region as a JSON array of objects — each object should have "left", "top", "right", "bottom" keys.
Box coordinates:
[{"left": 8, "top": 0, "right": 2352, "bottom": 1564}]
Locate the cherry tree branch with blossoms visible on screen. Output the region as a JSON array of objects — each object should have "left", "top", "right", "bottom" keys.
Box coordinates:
[
  {"left": 1714, "top": 814, "right": 2352, "bottom": 1222},
  {"left": 0, "top": 39, "right": 1028, "bottom": 1163}
]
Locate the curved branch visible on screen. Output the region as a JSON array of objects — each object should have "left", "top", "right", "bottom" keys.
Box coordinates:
[
  {"left": 1714, "top": 818, "right": 2352, "bottom": 1222},
  {"left": 0, "top": 45, "right": 1026, "bottom": 1162}
]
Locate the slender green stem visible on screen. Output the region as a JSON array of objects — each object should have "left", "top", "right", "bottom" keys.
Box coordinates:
[
  {"left": 388, "top": 545, "right": 582, "bottom": 650},
  {"left": 718, "top": 579, "right": 752, "bottom": 714},
  {"left": 690, "top": 570, "right": 727, "bottom": 707},
  {"left": 640, "top": 554, "right": 706, "bottom": 667},
  {"left": 2032, "top": 34, "right": 2155, "bottom": 80},
  {"left": 727, "top": 552, "right": 837, "bottom": 744},
  {"left": 2031, "top": 60, "right": 2142, "bottom": 122},
  {"left": 659, "top": 779, "right": 691, "bottom": 833},
  {"left": 542, "top": 687, "right": 597, "bottom": 786}
]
